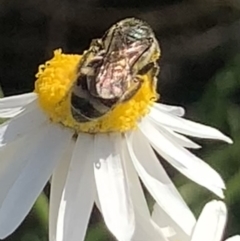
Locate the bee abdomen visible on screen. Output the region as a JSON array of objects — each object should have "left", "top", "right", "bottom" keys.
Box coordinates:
[{"left": 71, "top": 92, "right": 105, "bottom": 122}]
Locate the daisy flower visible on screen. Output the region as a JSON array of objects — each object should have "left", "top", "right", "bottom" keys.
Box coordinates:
[
  {"left": 152, "top": 200, "right": 240, "bottom": 241},
  {"left": 0, "top": 48, "right": 232, "bottom": 241}
]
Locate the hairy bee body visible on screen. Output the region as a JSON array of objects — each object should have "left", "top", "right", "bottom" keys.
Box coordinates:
[{"left": 70, "top": 18, "right": 160, "bottom": 123}]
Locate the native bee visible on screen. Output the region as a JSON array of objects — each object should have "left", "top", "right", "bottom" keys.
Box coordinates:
[{"left": 70, "top": 18, "right": 160, "bottom": 123}]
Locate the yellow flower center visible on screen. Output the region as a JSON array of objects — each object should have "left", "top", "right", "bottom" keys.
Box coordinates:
[{"left": 34, "top": 49, "right": 159, "bottom": 133}]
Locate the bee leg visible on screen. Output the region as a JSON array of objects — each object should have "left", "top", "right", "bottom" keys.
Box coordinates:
[
  {"left": 137, "top": 62, "right": 160, "bottom": 90},
  {"left": 77, "top": 50, "right": 93, "bottom": 73},
  {"left": 90, "top": 38, "right": 103, "bottom": 52},
  {"left": 77, "top": 38, "right": 103, "bottom": 69},
  {"left": 137, "top": 62, "right": 154, "bottom": 75},
  {"left": 121, "top": 76, "right": 143, "bottom": 102},
  {"left": 137, "top": 62, "right": 159, "bottom": 76},
  {"left": 151, "top": 63, "right": 160, "bottom": 77}
]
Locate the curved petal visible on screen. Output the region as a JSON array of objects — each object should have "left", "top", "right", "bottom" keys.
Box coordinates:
[
  {"left": 149, "top": 107, "right": 232, "bottom": 144},
  {"left": 225, "top": 236, "right": 240, "bottom": 241},
  {"left": 94, "top": 133, "right": 135, "bottom": 241},
  {"left": 55, "top": 133, "right": 95, "bottom": 241},
  {"left": 132, "top": 213, "right": 168, "bottom": 241},
  {"left": 0, "top": 98, "right": 38, "bottom": 119},
  {"left": 49, "top": 140, "right": 75, "bottom": 241},
  {"left": 0, "top": 123, "right": 72, "bottom": 238},
  {"left": 139, "top": 120, "right": 225, "bottom": 197},
  {"left": 0, "top": 102, "right": 47, "bottom": 145},
  {"left": 191, "top": 200, "right": 227, "bottom": 241},
  {"left": 147, "top": 118, "right": 201, "bottom": 149},
  {"left": 0, "top": 107, "right": 23, "bottom": 118},
  {"left": 121, "top": 140, "right": 149, "bottom": 218},
  {"left": 153, "top": 103, "right": 185, "bottom": 117},
  {"left": 94, "top": 138, "right": 167, "bottom": 241},
  {"left": 152, "top": 203, "right": 191, "bottom": 241},
  {"left": 125, "top": 130, "right": 196, "bottom": 237},
  {"left": 0, "top": 93, "right": 37, "bottom": 109},
  {"left": 121, "top": 141, "right": 167, "bottom": 241}
]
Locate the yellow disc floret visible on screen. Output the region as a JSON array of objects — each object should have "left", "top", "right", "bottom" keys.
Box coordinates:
[{"left": 34, "top": 49, "right": 159, "bottom": 133}]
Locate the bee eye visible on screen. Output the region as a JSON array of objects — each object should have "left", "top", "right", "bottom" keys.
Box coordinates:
[
  {"left": 126, "top": 25, "right": 150, "bottom": 41},
  {"left": 129, "top": 32, "right": 142, "bottom": 41}
]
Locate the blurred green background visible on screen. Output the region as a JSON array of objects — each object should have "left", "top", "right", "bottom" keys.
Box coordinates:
[{"left": 0, "top": 0, "right": 240, "bottom": 240}]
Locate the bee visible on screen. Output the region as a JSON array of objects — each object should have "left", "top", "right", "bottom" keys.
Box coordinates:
[{"left": 70, "top": 18, "right": 160, "bottom": 123}]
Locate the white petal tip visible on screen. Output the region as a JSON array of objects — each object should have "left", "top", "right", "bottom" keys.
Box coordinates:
[
  {"left": 213, "top": 189, "right": 225, "bottom": 199},
  {"left": 152, "top": 103, "right": 186, "bottom": 116},
  {"left": 193, "top": 144, "right": 202, "bottom": 149},
  {"left": 177, "top": 108, "right": 185, "bottom": 116},
  {"left": 226, "top": 235, "right": 240, "bottom": 241},
  {"left": 215, "top": 176, "right": 226, "bottom": 190},
  {"left": 210, "top": 132, "right": 233, "bottom": 144},
  {"left": 0, "top": 234, "right": 9, "bottom": 239},
  {"left": 211, "top": 186, "right": 225, "bottom": 199},
  {"left": 206, "top": 200, "right": 226, "bottom": 213},
  {"left": 0, "top": 224, "right": 15, "bottom": 239},
  {"left": 225, "top": 137, "right": 233, "bottom": 144},
  {"left": 215, "top": 132, "right": 233, "bottom": 144},
  {"left": 202, "top": 128, "right": 233, "bottom": 143}
]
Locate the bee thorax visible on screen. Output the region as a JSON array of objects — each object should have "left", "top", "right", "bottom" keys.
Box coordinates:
[{"left": 95, "top": 62, "right": 130, "bottom": 99}]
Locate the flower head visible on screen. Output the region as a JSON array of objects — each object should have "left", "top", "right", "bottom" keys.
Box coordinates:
[
  {"left": 0, "top": 17, "right": 233, "bottom": 241},
  {"left": 35, "top": 49, "right": 158, "bottom": 133}
]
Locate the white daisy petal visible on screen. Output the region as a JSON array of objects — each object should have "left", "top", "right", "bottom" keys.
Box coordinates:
[
  {"left": 225, "top": 236, "right": 240, "bottom": 241},
  {"left": 0, "top": 97, "right": 39, "bottom": 119},
  {"left": 132, "top": 213, "right": 168, "bottom": 241},
  {"left": 56, "top": 134, "right": 95, "bottom": 241},
  {"left": 0, "top": 107, "right": 23, "bottom": 118},
  {"left": 95, "top": 192, "right": 165, "bottom": 241},
  {"left": 0, "top": 124, "right": 8, "bottom": 146},
  {"left": 0, "top": 93, "right": 37, "bottom": 109},
  {"left": 95, "top": 139, "right": 167, "bottom": 241},
  {"left": 49, "top": 139, "right": 75, "bottom": 241},
  {"left": 149, "top": 107, "right": 232, "bottom": 144},
  {"left": 122, "top": 142, "right": 167, "bottom": 241},
  {"left": 0, "top": 103, "right": 47, "bottom": 145},
  {"left": 147, "top": 117, "right": 201, "bottom": 149},
  {"left": 121, "top": 140, "right": 149, "bottom": 218},
  {"left": 140, "top": 120, "right": 225, "bottom": 197},
  {"left": 0, "top": 123, "right": 72, "bottom": 238},
  {"left": 152, "top": 203, "right": 191, "bottom": 241},
  {"left": 153, "top": 103, "right": 185, "bottom": 117},
  {"left": 94, "top": 134, "right": 135, "bottom": 241},
  {"left": 125, "top": 130, "right": 196, "bottom": 236},
  {"left": 191, "top": 201, "right": 227, "bottom": 241}
]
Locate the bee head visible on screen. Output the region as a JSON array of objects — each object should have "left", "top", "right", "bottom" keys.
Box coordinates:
[{"left": 101, "top": 18, "right": 160, "bottom": 73}]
